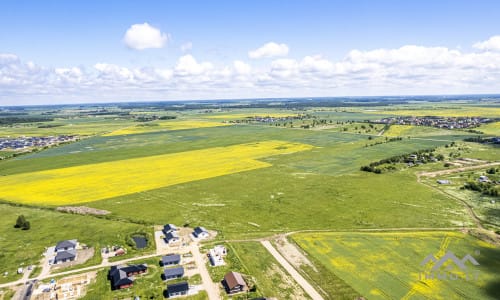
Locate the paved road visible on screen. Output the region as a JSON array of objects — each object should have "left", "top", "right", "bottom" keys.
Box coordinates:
[
  {"left": 261, "top": 240, "right": 324, "bottom": 300},
  {"left": 191, "top": 245, "right": 221, "bottom": 300}
]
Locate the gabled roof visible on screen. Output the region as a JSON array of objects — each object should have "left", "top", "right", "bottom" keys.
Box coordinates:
[
  {"left": 54, "top": 250, "right": 76, "bottom": 261},
  {"left": 224, "top": 271, "right": 246, "bottom": 289},
  {"left": 55, "top": 240, "right": 77, "bottom": 250},
  {"left": 121, "top": 264, "right": 147, "bottom": 275},
  {"left": 166, "top": 231, "right": 180, "bottom": 241},
  {"left": 162, "top": 254, "right": 181, "bottom": 264},
  {"left": 194, "top": 226, "right": 207, "bottom": 234},
  {"left": 163, "top": 267, "right": 184, "bottom": 278},
  {"left": 167, "top": 281, "right": 189, "bottom": 294},
  {"left": 109, "top": 268, "right": 133, "bottom": 288},
  {"left": 163, "top": 224, "right": 178, "bottom": 232}
]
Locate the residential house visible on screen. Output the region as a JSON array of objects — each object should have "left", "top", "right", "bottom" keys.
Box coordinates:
[
  {"left": 108, "top": 264, "right": 148, "bottom": 290},
  {"left": 162, "top": 267, "right": 184, "bottom": 281},
  {"left": 54, "top": 249, "right": 76, "bottom": 264},
  {"left": 209, "top": 245, "right": 227, "bottom": 266},
  {"left": 437, "top": 180, "right": 450, "bottom": 184},
  {"left": 161, "top": 254, "right": 181, "bottom": 266},
  {"left": 165, "top": 231, "right": 180, "bottom": 244},
  {"left": 55, "top": 240, "right": 77, "bottom": 252},
  {"left": 163, "top": 224, "right": 178, "bottom": 234},
  {"left": 167, "top": 282, "right": 189, "bottom": 298},
  {"left": 223, "top": 271, "right": 247, "bottom": 294},
  {"left": 192, "top": 227, "right": 209, "bottom": 239}
]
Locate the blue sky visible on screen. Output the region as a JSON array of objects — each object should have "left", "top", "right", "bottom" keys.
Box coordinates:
[{"left": 1, "top": 1, "right": 500, "bottom": 105}]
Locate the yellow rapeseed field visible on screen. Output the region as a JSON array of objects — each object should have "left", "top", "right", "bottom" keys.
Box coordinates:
[
  {"left": 103, "top": 120, "right": 230, "bottom": 136},
  {"left": 477, "top": 121, "right": 500, "bottom": 135},
  {"left": 0, "top": 140, "right": 313, "bottom": 205},
  {"left": 366, "top": 107, "right": 500, "bottom": 118},
  {"left": 383, "top": 125, "right": 414, "bottom": 137}
]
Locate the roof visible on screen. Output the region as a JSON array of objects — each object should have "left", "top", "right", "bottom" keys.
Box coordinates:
[
  {"left": 162, "top": 254, "right": 181, "bottom": 264},
  {"left": 194, "top": 226, "right": 207, "bottom": 234},
  {"left": 55, "top": 240, "right": 77, "bottom": 250},
  {"left": 121, "top": 264, "right": 147, "bottom": 274},
  {"left": 163, "top": 267, "right": 184, "bottom": 278},
  {"left": 167, "top": 281, "right": 189, "bottom": 294},
  {"left": 109, "top": 267, "right": 133, "bottom": 288},
  {"left": 54, "top": 250, "right": 76, "bottom": 261},
  {"left": 163, "top": 224, "right": 177, "bottom": 232},
  {"left": 224, "top": 271, "right": 246, "bottom": 289},
  {"left": 166, "top": 231, "right": 179, "bottom": 241}
]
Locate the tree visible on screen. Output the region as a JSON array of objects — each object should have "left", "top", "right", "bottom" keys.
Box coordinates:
[
  {"left": 14, "top": 215, "right": 26, "bottom": 228},
  {"left": 14, "top": 215, "right": 30, "bottom": 230}
]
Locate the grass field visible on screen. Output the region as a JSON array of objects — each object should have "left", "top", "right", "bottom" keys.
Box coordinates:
[
  {"left": 103, "top": 120, "right": 230, "bottom": 136},
  {"left": 293, "top": 231, "right": 500, "bottom": 300},
  {"left": 204, "top": 241, "right": 309, "bottom": 299},
  {"left": 0, "top": 204, "right": 151, "bottom": 284},
  {"left": 0, "top": 140, "right": 313, "bottom": 205},
  {"left": 477, "top": 121, "right": 500, "bottom": 135},
  {"left": 365, "top": 106, "right": 500, "bottom": 118},
  {"left": 383, "top": 125, "right": 467, "bottom": 137}
]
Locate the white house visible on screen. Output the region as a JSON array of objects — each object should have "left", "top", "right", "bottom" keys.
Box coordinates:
[{"left": 193, "top": 227, "right": 209, "bottom": 239}]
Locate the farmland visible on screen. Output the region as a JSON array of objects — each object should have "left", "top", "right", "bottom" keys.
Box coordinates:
[
  {"left": 0, "top": 140, "right": 313, "bottom": 205},
  {"left": 293, "top": 231, "right": 500, "bottom": 300},
  {"left": 0, "top": 97, "right": 498, "bottom": 298}
]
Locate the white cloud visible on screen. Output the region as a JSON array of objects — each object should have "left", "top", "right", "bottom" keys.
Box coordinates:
[
  {"left": 473, "top": 35, "right": 500, "bottom": 51},
  {"left": 123, "top": 23, "right": 168, "bottom": 50},
  {"left": 233, "top": 60, "right": 251, "bottom": 75},
  {"left": 180, "top": 42, "right": 193, "bottom": 52},
  {"left": 248, "top": 42, "right": 289, "bottom": 59},
  {"left": 174, "top": 55, "right": 213, "bottom": 76},
  {"left": 3, "top": 36, "right": 500, "bottom": 104}
]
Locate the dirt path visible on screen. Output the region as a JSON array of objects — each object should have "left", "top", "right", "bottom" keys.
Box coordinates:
[
  {"left": 418, "top": 161, "right": 500, "bottom": 178},
  {"left": 190, "top": 245, "right": 221, "bottom": 300},
  {"left": 261, "top": 241, "right": 324, "bottom": 300}
]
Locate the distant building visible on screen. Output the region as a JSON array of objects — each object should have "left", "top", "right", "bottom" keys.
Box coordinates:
[
  {"left": 161, "top": 254, "right": 181, "bottom": 266},
  {"left": 437, "top": 179, "right": 450, "bottom": 184},
  {"left": 162, "top": 267, "right": 184, "bottom": 281},
  {"left": 55, "top": 240, "right": 77, "bottom": 252},
  {"left": 223, "top": 271, "right": 247, "bottom": 294},
  {"left": 192, "top": 227, "right": 209, "bottom": 239},
  {"left": 479, "top": 175, "right": 489, "bottom": 183},
  {"left": 167, "top": 281, "right": 189, "bottom": 298},
  {"left": 165, "top": 231, "right": 180, "bottom": 244},
  {"left": 163, "top": 224, "right": 178, "bottom": 234}
]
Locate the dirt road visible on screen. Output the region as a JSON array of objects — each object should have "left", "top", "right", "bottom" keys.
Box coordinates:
[
  {"left": 191, "top": 245, "right": 221, "bottom": 300},
  {"left": 418, "top": 162, "right": 500, "bottom": 178},
  {"left": 261, "top": 240, "right": 324, "bottom": 300}
]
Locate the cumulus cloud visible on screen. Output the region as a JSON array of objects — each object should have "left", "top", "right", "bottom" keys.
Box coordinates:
[
  {"left": 473, "top": 35, "right": 500, "bottom": 51},
  {"left": 3, "top": 37, "right": 500, "bottom": 104},
  {"left": 123, "top": 23, "right": 168, "bottom": 50},
  {"left": 248, "top": 42, "right": 289, "bottom": 59}
]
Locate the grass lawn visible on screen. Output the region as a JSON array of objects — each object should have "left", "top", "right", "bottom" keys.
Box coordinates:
[
  {"left": 293, "top": 231, "right": 500, "bottom": 300},
  {"left": 0, "top": 204, "right": 152, "bottom": 284},
  {"left": 203, "top": 241, "right": 309, "bottom": 299}
]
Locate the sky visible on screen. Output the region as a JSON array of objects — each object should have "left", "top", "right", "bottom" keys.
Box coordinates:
[{"left": 1, "top": 0, "right": 500, "bottom": 105}]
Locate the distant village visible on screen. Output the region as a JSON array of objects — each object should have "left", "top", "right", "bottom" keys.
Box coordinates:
[
  {"left": 0, "top": 135, "right": 78, "bottom": 151},
  {"left": 373, "top": 116, "right": 492, "bottom": 129}
]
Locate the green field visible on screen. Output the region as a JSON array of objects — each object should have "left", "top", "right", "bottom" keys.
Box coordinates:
[
  {"left": 293, "top": 231, "right": 500, "bottom": 299},
  {"left": 0, "top": 103, "right": 498, "bottom": 297}
]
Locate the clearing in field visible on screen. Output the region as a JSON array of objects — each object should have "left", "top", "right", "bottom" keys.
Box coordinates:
[
  {"left": 0, "top": 140, "right": 313, "bottom": 205},
  {"left": 293, "top": 231, "right": 500, "bottom": 300},
  {"left": 103, "top": 120, "right": 230, "bottom": 136}
]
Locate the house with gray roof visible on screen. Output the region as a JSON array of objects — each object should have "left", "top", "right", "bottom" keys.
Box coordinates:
[
  {"left": 192, "top": 227, "right": 209, "bottom": 239},
  {"left": 55, "top": 239, "right": 77, "bottom": 252},
  {"left": 161, "top": 254, "right": 181, "bottom": 266},
  {"left": 162, "top": 267, "right": 184, "bottom": 281},
  {"left": 165, "top": 231, "right": 180, "bottom": 244},
  {"left": 54, "top": 249, "right": 76, "bottom": 264}
]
